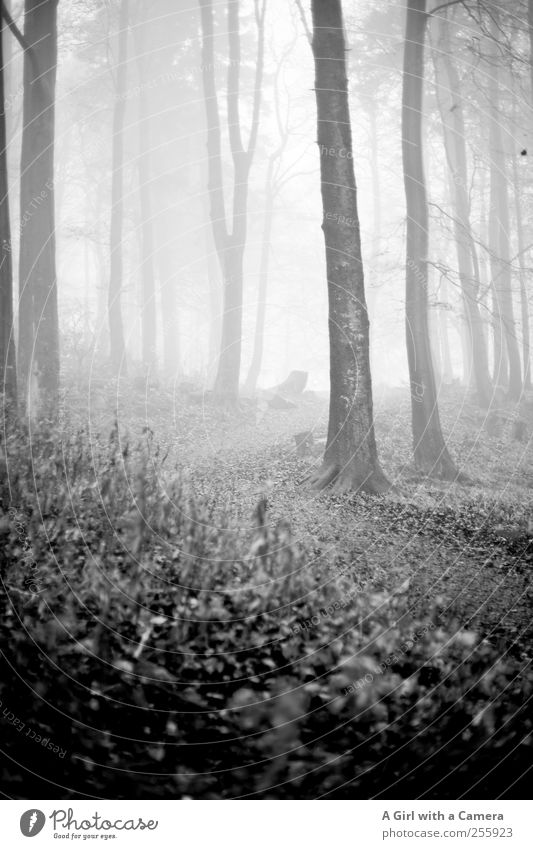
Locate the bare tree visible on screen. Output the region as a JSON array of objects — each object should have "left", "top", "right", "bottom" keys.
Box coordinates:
[
  {"left": 431, "top": 11, "right": 492, "bottom": 407},
  {"left": 244, "top": 44, "right": 293, "bottom": 396},
  {"left": 133, "top": 2, "right": 156, "bottom": 375},
  {"left": 108, "top": 0, "right": 128, "bottom": 376},
  {"left": 512, "top": 151, "right": 531, "bottom": 389},
  {"left": 17, "top": 0, "right": 59, "bottom": 417},
  {"left": 199, "top": 0, "right": 266, "bottom": 402},
  {"left": 487, "top": 11, "right": 521, "bottom": 399},
  {"left": 0, "top": 10, "right": 16, "bottom": 408},
  {"left": 402, "top": 0, "right": 457, "bottom": 477},
  {"left": 309, "top": 0, "right": 389, "bottom": 493}
]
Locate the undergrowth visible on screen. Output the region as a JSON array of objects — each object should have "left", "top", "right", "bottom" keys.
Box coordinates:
[{"left": 0, "top": 422, "right": 531, "bottom": 799}]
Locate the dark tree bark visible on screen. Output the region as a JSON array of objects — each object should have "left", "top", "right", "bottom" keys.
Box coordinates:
[
  {"left": 199, "top": 0, "right": 266, "bottom": 402},
  {"left": 309, "top": 0, "right": 389, "bottom": 493},
  {"left": 432, "top": 14, "right": 492, "bottom": 407},
  {"left": 108, "top": 0, "right": 128, "bottom": 376},
  {"left": 0, "top": 14, "right": 16, "bottom": 408},
  {"left": 18, "top": 0, "right": 58, "bottom": 417},
  {"left": 402, "top": 0, "right": 457, "bottom": 477},
  {"left": 487, "top": 14, "right": 521, "bottom": 399},
  {"left": 133, "top": 6, "right": 156, "bottom": 374}
]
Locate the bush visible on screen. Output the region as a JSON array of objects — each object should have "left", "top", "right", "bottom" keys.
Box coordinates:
[{"left": 0, "top": 425, "right": 531, "bottom": 798}]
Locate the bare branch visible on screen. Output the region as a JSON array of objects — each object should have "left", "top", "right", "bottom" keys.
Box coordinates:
[
  {"left": 1, "top": 0, "right": 39, "bottom": 79},
  {"left": 245, "top": 0, "right": 266, "bottom": 160},
  {"left": 294, "top": 0, "right": 311, "bottom": 46},
  {"left": 430, "top": 0, "right": 466, "bottom": 17}
]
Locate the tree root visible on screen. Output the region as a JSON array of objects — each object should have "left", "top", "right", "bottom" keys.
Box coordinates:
[{"left": 308, "top": 462, "right": 391, "bottom": 494}]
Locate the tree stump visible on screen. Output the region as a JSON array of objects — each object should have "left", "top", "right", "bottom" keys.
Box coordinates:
[{"left": 275, "top": 370, "right": 308, "bottom": 397}]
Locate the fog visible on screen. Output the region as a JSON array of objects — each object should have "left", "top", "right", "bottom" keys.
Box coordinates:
[
  {"left": 1, "top": 0, "right": 533, "bottom": 807},
  {"left": 7, "top": 0, "right": 529, "bottom": 394}
]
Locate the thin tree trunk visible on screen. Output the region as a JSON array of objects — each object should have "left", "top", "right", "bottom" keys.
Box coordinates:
[
  {"left": 243, "top": 46, "right": 291, "bottom": 397},
  {"left": 199, "top": 0, "right": 266, "bottom": 402},
  {"left": 512, "top": 152, "right": 531, "bottom": 389},
  {"left": 478, "top": 166, "right": 490, "bottom": 351},
  {"left": 439, "top": 277, "right": 453, "bottom": 383},
  {"left": 243, "top": 157, "right": 275, "bottom": 395},
  {"left": 133, "top": 9, "right": 156, "bottom": 374},
  {"left": 429, "top": 300, "right": 441, "bottom": 384},
  {"left": 18, "top": 0, "right": 58, "bottom": 417},
  {"left": 366, "top": 100, "right": 381, "bottom": 377},
  {"left": 206, "top": 238, "right": 220, "bottom": 382},
  {"left": 402, "top": 0, "right": 457, "bottom": 478},
  {"left": 432, "top": 14, "right": 492, "bottom": 406},
  {"left": 108, "top": 0, "right": 128, "bottom": 376},
  {"left": 0, "top": 15, "right": 16, "bottom": 407},
  {"left": 487, "top": 14, "right": 521, "bottom": 399},
  {"left": 157, "top": 241, "right": 180, "bottom": 377},
  {"left": 309, "top": 0, "right": 389, "bottom": 493},
  {"left": 529, "top": 0, "right": 533, "bottom": 120}
]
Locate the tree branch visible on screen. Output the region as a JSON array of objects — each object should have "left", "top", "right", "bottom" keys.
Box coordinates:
[
  {"left": 294, "top": 0, "right": 312, "bottom": 45},
  {"left": 1, "top": 1, "right": 41, "bottom": 82},
  {"left": 245, "top": 0, "right": 266, "bottom": 160},
  {"left": 227, "top": 0, "right": 245, "bottom": 159},
  {"left": 1, "top": 1, "right": 29, "bottom": 52},
  {"left": 430, "top": 0, "right": 466, "bottom": 16}
]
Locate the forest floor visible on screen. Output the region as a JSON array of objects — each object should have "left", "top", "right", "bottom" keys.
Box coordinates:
[
  {"left": 79, "top": 379, "right": 533, "bottom": 660},
  {"left": 2, "top": 379, "right": 533, "bottom": 798}
]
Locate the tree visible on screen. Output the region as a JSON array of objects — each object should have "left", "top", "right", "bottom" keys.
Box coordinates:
[
  {"left": 486, "top": 11, "right": 521, "bottom": 399},
  {"left": 133, "top": 1, "right": 156, "bottom": 375},
  {"left": 512, "top": 151, "right": 531, "bottom": 389},
  {"left": 309, "top": 0, "right": 389, "bottom": 493},
  {"left": 0, "top": 10, "right": 16, "bottom": 408},
  {"left": 243, "top": 44, "right": 293, "bottom": 395},
  {"left": 108, "top": 0, "right": 128, "bottom": 376},
  {"left": 529, "top": 0, "right": 533, "bottom": 114},
  {"left": 431, "top": 11, "right": 492, "bottom": 407},
  {"left": 402, "top": 0, "right": 457, "bottom": 477},
  {"left": 17, "top": 0, "right": 59, "bottom": 417},
  {"left": 199, "top": 0, "right": 266, "bottom": 402}
]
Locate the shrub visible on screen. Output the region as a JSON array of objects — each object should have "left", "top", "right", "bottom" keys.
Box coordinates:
[{"left": 0, "top": 425, "right": 531, "bottom": 798}]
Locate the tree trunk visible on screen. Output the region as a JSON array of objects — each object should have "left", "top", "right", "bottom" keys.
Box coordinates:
[
  {"left": 439, "top": 278, "right": 453, "bottom": 383},
  {"left": 366, "top": 100, "right": 381, "bottom": 378},
  {"left": 243, "top": 158, "right": 275, "bottom": 395},
  {"left": 133, "top": 10, "right": 156, "bottom": 375},
  {"left": 512, "top": 153, "right": 531, "bottom": 390},
  {"left": 0, "top": 16, "right": 17, "bottom": 408},
  {"left": 309, "top": 0, "right": 389, "bottom": 493},
  {"left": 432, "top": 14, "right": 492, "bottom": 407},
  {"left": 478, "top": 167, "right": 490, "bottom": 351},
  {"left": 134, "top": 11, "right": 157, "bottom": 373},
  {"left": 18, "top": 0, "right": 59, "bottom": 417},
  {"left": 529, "top": 0, "right": 533, "bottom": 127},
  {"left": 206, "top": 240, "right": 220, "bottom": 385},
  {"left": 402, "top": 0, "right": 457, "bottom": 477},
  {"left": 487, "top": 14, "right": 521, "bottom": 399},
  {"left": 157, "top": 241, "right": 180, "bottom": 377},
  {"left": 199, "top": 0, "right": 265, "bottom": 403},
  {"left": 108, "top": 0, "right": 128, "bottom": 376}
]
